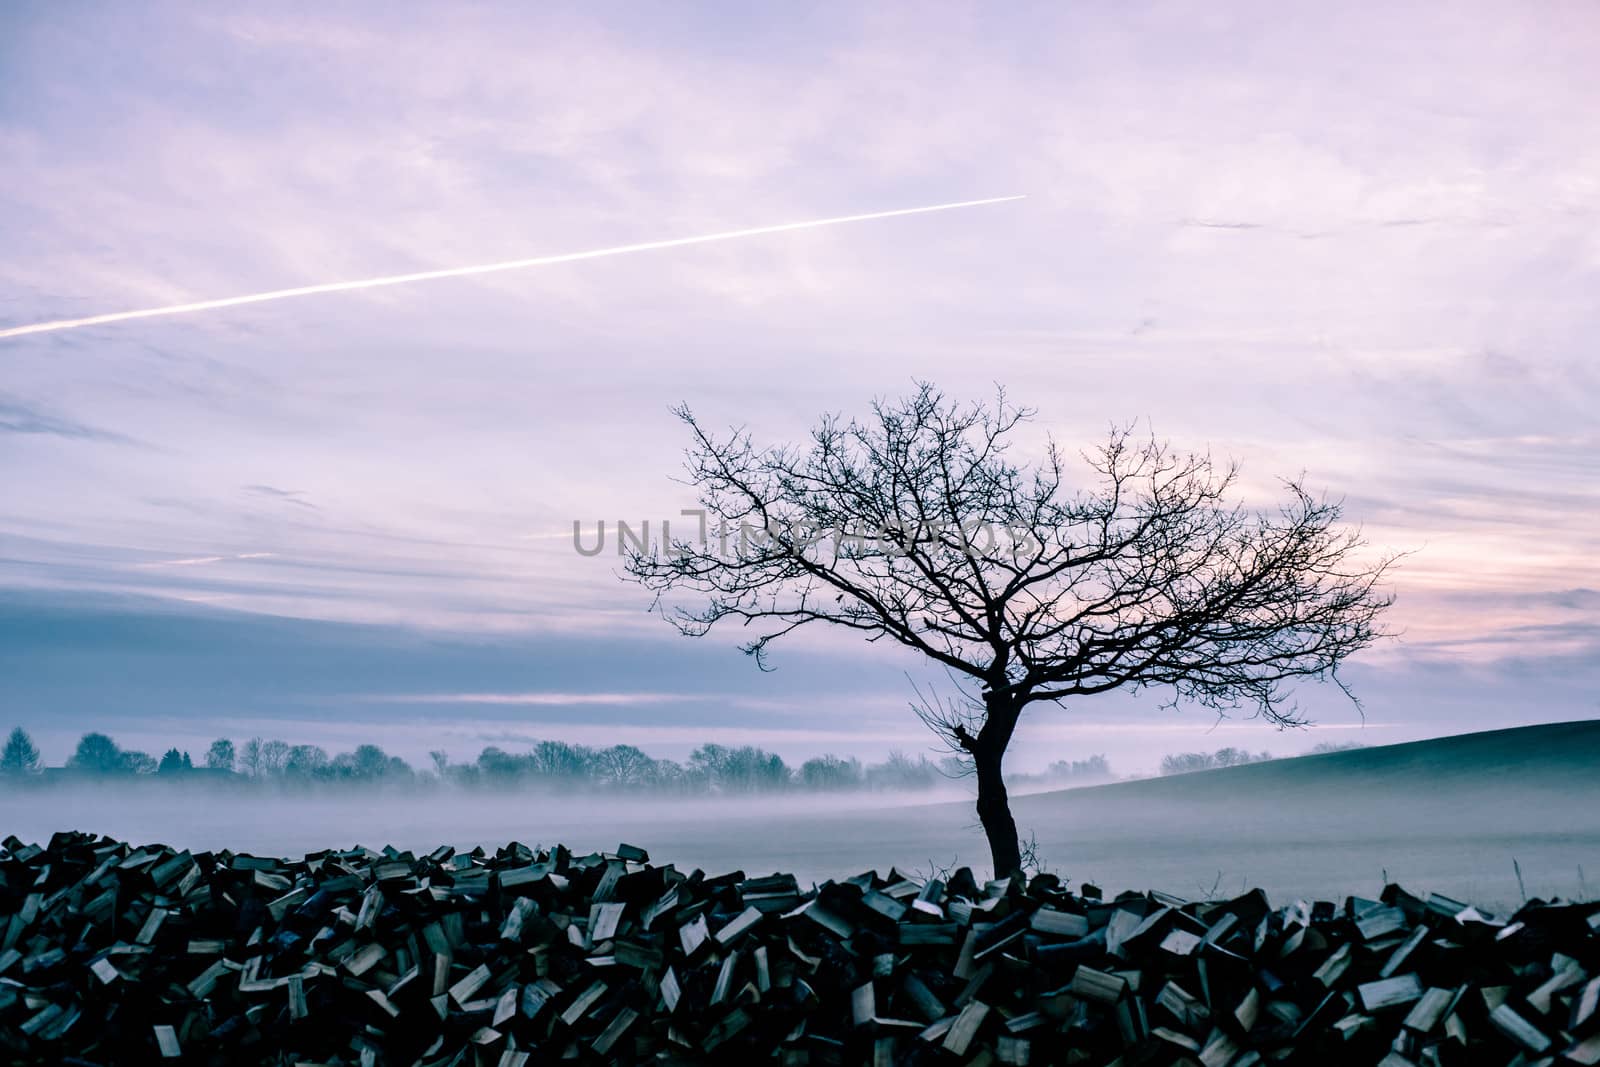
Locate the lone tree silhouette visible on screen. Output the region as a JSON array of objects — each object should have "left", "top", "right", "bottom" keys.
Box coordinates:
[{"left": 625, "top": 384, "right": 1395, "bottom": 875}]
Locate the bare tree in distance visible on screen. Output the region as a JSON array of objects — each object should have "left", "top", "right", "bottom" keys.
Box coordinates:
[{"left": 624, "top": 383, "right": 1397, "bottom": 876}]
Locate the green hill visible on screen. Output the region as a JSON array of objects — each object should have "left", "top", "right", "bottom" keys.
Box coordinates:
[{"left": 1048, "top": 718, "right": 1600, "bottom": 803}]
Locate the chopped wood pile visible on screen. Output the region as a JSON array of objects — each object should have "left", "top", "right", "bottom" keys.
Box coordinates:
[{"left": 3, "top": 832, "right": 1599, "bottom": 1065}]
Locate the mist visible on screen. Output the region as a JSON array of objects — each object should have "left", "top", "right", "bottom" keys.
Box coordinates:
[{"left": 8, "top": 724, "right": 1597, "bottom": 913}]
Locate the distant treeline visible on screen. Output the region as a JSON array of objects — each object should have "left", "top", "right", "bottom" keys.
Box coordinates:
[
  {"left": 1158, "top": 741, "right": 1364, "bottom": 776},
  {"left": 0, "top": 727, "right": 1115, "bottom": 794}
]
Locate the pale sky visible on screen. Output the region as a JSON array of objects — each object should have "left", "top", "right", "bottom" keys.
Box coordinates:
[{"left": 2, "top": 2, "right": 1597, "bottom": 772}]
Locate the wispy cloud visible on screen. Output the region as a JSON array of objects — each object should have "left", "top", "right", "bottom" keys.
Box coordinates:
[
  {"left": 365, "top": 691, "right": 702, "bottom": 707},
  {"left": 0, "top": 395, "right": 133, "bottom": 444},
  {"left": 136, "top": 552, "right": 278, "bottom": 569},
  {"left": 243, "top": 485, "right": 318, "bottom": 509}
]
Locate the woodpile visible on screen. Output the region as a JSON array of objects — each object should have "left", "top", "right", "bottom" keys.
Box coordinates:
[{"left": 2, "top": 831, "right": 1599, "bottom": 1065}]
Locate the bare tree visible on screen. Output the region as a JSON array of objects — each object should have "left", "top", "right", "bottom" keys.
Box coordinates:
[
  {"left": 240, "top": 737, "right": 265, "bottom": 778},
  {"left": 624, "top": 384, "right": 1395, "bottom": 875},
  {"left": 259, "top": 739, "right": 290, "bottom": 778},
  {"left": 596, "top": 744, "right": 657, "bottom": 788}
]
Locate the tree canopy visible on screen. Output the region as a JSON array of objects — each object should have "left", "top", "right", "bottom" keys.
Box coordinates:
[{"left": 0, "top": 728, "right": 40, "bottom": 774}]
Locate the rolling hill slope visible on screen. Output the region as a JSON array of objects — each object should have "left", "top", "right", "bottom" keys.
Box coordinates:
[
  {"left": 1033, "top": 718, "right": 1600, "bottom": 803},
  {"left": 993, "top": 719, "right": 1600, "bottom": 906}
]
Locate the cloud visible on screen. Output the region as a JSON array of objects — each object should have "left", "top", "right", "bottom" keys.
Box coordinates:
[
  {"left": 2, "top": 589, "right": 1596, "bottom": 776},
  {"left": 243, "top": 484, "right": 318, "bottom": 509},
  {"left": 0, "top": 394, "right": 133, "bottom": 444},
  {"left": 366, "top": 691, "right": 702, "bottom": 707},
  {"left": 0, "top": 2, "right": 1595, "bottom": 745},
  {"left": 134, "top": 552, "right": 278, "bottom": 569}
]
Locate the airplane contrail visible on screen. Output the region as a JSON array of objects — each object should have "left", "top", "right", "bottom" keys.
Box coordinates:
[{"left": 0, "top": 195, "right": 1025, "bottom": 341}]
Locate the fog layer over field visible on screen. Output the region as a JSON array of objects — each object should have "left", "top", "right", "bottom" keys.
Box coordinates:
[{"left": 5, "top": 723, "right": 1598, "bottom": 912}]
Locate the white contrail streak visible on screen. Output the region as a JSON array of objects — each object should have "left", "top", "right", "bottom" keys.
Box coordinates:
[{"left": 0, "top": 195, "right": 1025, "bottom": 341}]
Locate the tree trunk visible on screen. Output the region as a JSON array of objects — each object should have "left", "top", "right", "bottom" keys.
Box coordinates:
[
  {"left": 972, "top": 695, "right": 1023, "bottom": 878},
  {"left": 974, "top": 745, "right": 1021, "bottom": 877}
]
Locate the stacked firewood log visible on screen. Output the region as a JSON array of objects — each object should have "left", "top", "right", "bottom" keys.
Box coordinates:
[{"left": 2, "top": 832, "right": 1597, "bottom": 1065}]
